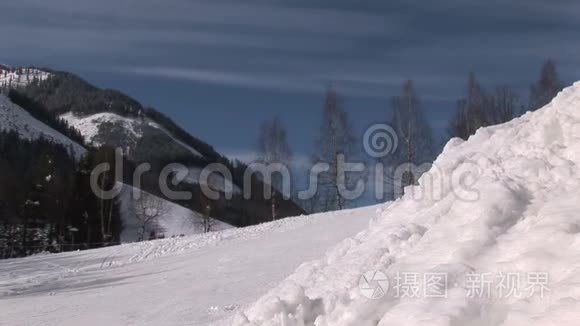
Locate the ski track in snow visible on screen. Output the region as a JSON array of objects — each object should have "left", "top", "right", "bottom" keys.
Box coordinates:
[
  {"left": 0, "top": 207, "right": 372, "bottom": 326},
  {"left": 223, "top": 82, "right": 580, "bottom": 326}
]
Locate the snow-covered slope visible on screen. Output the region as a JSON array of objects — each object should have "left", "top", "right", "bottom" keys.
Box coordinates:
[
  {"left": 0, "top": 95, "right": 85, "bottom": 157},
  {"left": 227, "top": 82, "right": 580, "bottom": 326},
  {"left": 0, "top": 206, "right": 372, "bottom": 326},
  {"left": 60, "top": 112, "right": 144, "bottom": 147},
  {"left": 118, "top": 184, "right": 232, "bottom": 242},
  {"left": 0, "top": 94, "right": 225, "bottom": 240},
  {"left": 60, "top": 111, "right": 203, "bottom": 157}
]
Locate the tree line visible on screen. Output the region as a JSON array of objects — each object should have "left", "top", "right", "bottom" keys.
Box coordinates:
[
  {"left": 256, "top": 60, "right": 564, "bottom": 215},
  {"left": 0, "top": 134, "right": 123, "bottom": 259},
  {"left": 449, "top": 61, "right": 562, "bottom": 140}
]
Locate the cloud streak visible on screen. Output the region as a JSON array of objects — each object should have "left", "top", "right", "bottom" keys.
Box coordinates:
[
  {"left": 126, "top": 66, "right": 324, "bottom": 94},
  {"left": 1, "top": 0, "right": 579, "bottom": 101}
]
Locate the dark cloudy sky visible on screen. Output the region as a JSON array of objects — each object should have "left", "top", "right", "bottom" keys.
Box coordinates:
[{"left": 1, "top": 0, "right": 580, "bottom": 162}]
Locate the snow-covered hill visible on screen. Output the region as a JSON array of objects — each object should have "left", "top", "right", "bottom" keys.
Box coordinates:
[
  {"left": 0, "top": 206, "right": 372, "bottom": 325},
  {"left": 0, "top": 95, "right": 86, "bottom": 158},
  {"left": 60, "top": 111, "right": 144, "bottom": 148},
  {"left": 3, "top": 68, "right": 306, "bottom": 224},
  {"left": 60, "top": 111, "right": 204, "bottom": 157},
  {"left": 227, "top": 82, "right": 580, "bottom": 325},
  {"left": 0, "top": 93, "right": 217, "bottom": 238}
]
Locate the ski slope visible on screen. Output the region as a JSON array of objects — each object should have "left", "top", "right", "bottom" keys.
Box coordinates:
[
  {"left": 227, "top": 82, "right": 580, "bottom": 326},
  {"left": 0, "top": 206, "right": 372, "bottom": 326},
  {"left": 0, "top": 95, "right": 86, "bottom": 158}
]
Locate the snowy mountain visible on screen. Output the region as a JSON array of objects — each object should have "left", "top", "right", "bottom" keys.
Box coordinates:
[
  {"left": 0, "top": 68, "right": 232, "bottom": 239},
  {"left": 3, "top": 68, "right": 220, "bottom": 164},
  {"left": 59, "top": 111, "right": 205, "bottom": 158},
  {"left": 0, "top": 94, "right": 85, "bottom": 158},
  {"left": 1, "top": 67, "right": 305, "bottom": 227},
  {"left": 226, "top": 82, "right": 580, "bottom": 325},
  {"left": 0, "top": 93, "right": 218, "bottom": 238}
]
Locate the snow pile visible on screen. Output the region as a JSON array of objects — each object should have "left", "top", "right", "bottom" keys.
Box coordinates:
[
  {"left": 0, "top": 67, "right": 50, "bottom": 88},
  {"left": 228, "top": 82, "right": 580, "bottom": 326},
  {"left": 0, "top": 95, "right": 86, "bottom": 158}
]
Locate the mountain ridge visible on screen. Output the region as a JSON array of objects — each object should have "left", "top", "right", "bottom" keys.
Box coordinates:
[{"left": 0, "top": 65, "right": 305, "bottom": 228}]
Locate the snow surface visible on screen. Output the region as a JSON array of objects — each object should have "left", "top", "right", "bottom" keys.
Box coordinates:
[
  {"left": 0, "top": 206, "right": 372, "bottom": 326},
  {"left": 0, "top": 95, "right": 86, "bottom": 158},
  {"left": 224, "top": 82, "right": 580, "bottom": 326}
]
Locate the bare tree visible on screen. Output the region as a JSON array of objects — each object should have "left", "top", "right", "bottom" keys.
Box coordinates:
[
  {"left": 529, "top": 60, "right": 563, "bottom": 111},
  {"left": 486, "top": 86, "right": 520, "bottom": 125},
  {"left": 92, "top": 146, "right": 119, "bottom": 242},
  {"left": 201, "top": 203, "right": 213, "bottom": 233},
  {"left": 450, "top": 72, "right": 523, "bottom": 141},
  {"left": 133, "top": 193, "right": 168, "bottom": 241},
  {"left": 256, "top": 116, "right": 292, "bottom": 220},
  {"left": 448, "top": 72, "right": 487, "bottom": 140},
  {"left": 386, "top": 80, "right": 434, "bottom": 197},
  {"left": 312, "top": 86, "right": 356, "bottom": 211},
  {"left": 194, "top": 192, "right": 215, "bottom": 233}
]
